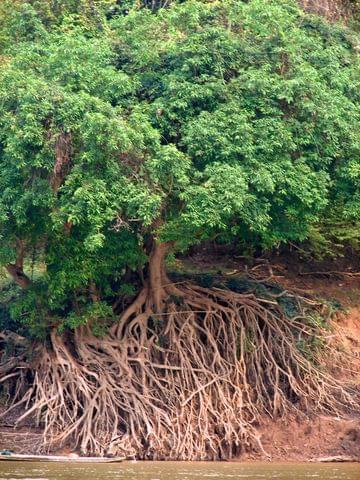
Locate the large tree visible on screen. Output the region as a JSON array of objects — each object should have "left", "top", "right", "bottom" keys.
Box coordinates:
[{"left": 0, "top": 0, "right": 358, "bottom": 459}]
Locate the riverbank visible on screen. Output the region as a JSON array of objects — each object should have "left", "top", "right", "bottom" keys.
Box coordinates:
[
  {"left": 1, "top": 406, "right": 359, "bottom": 462},
  {"left": 1, "top": 251, "right": 359, "bottom": 462},
  {"left": 184, "top": 249, "right": 360, "bottom": 462}
]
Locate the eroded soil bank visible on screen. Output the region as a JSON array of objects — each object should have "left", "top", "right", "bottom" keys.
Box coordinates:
[{"left": 1, "top": 252, "right": 360, "bottom": 462}]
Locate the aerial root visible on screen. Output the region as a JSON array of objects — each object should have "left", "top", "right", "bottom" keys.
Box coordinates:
[{"left": 0, "top": 281, "right": 355, "bottom": 460}]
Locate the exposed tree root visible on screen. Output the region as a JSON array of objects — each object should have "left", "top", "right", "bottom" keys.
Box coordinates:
[{"left": 0, "top": 245, "right": 356, "bottom": 460}]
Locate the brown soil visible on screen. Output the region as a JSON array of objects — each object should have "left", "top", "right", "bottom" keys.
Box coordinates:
[
  {"left": 243, "top": 305, "right": 360, "bottom": 461},
  {"left": 1, "top": 251, "right": 360, "bottom": 461},
  {"left": 250, "top": 302, "right": 360, "bottom": 461},
  {"left": 252, "top": 414, "right": 360, "bottom": 461},
  {"left": 177, "top": 250, "right": 360, "bottom": 461},
  {"left": 244, "top": 305, "right": 360, "bottom": 461}
]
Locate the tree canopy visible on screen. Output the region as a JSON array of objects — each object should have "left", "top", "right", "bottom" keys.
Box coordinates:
[{"left": 1, "top": 0, "right": 360, "bottom": 334}]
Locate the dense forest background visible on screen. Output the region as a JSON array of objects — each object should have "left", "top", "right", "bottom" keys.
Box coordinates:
[{"left": 0, "top": 0, "right": 359, "bottom": 461}]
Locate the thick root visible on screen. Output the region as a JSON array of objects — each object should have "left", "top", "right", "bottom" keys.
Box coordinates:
[{"left": 0, "top": 280, "right": 356, "bottom": 460}]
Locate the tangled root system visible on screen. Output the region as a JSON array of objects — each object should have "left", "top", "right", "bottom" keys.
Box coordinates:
[{"left": 0, "top": 246, "right": 356, "bottom": 460}]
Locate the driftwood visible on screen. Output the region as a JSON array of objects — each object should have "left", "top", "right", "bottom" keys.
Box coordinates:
[
  {"left": 0, "top": 454, "right": 124, "bottom": 463},
  {"left": 299, "top": 270, "right": 360, "bottom": 278},
  {"left": 309, "top": 455, "right": 359, "bottom": 463}
]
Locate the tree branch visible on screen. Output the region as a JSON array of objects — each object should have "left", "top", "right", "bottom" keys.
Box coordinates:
[{"left": 5, "top": 239, "right": 31, "bottom": 289}]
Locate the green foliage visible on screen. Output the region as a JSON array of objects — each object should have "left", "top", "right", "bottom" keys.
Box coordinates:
[
  {"left": 0, "top": 1, "right": 117, "bottom": 53},
  {"left": 0, "top": 0, "right": 360, "bottom": 336},
  {"left": 112, "top": 0, "right": 360, "bottom": 247},
  {"left": 303, "top": 204, "right": 360, "bottom": 259},
  {"left": 0, "top": 282, "right": 19, "bottom": 334},
  {"left": 59, "top": 301, "right": 115, "bottom": 335}
]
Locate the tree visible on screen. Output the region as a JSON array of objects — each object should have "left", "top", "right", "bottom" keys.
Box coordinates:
[{"left": 0, "top": 0, "right": 358, "bottom": 459}]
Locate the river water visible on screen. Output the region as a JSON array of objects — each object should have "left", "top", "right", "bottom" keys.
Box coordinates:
[{"left": 0, "top": 461, "right": 359, "bottom": 480}]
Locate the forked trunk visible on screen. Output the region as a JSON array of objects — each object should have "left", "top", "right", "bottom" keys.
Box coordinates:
[
  {"left": 4, "top": 239, "right": 31, "bottom": 289},
  {"left": 5, "top": 264, "right": 31, "bottom": 289}
]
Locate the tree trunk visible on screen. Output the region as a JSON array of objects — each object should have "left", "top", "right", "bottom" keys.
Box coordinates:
[
  {"left": 148, "top": 240, "right": 171, "bottom": 312},
  {"left": 50, "top": 132, "right": 72, "bottom": 193},
  {"left": 89, "top": 281, "right": 100, "bottom": 303}
]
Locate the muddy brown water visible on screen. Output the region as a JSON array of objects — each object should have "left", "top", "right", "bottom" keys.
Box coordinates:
[{"left": 0, "top": 461, "right": 359, "bottom": 480}]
